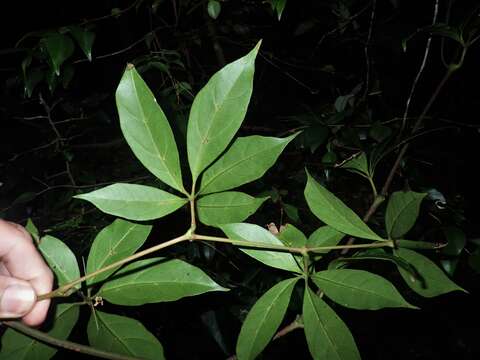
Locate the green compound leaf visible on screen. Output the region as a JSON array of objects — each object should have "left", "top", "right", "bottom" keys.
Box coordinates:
[
  {"left": 236, "top": 278, "right": 298, "bottom": 360},
  {"left": 99, "top": 258, "right": 228, "bottom": 305},
  {"left": 303, "top": 287, "right": 360, "bottom": 360},
  {"left": 305, "top": 170, "right": 382, "bottom": 241},
  {"left": 199, "top": 134, "right": 297, "bottom": 195},
  {"left": 0, "top": 303, "right": 79, "bottom": 360},
  {"left": 86, "top": 219, "right": 152, "bottom": 286},
  {"left": 312, "top": 269, "right": 417, "bottom": 310},
  {"left": 385, "top": 191, "right": 426, "bottom": 239},
  {"left": 88, "top": 311, "right": 165, "bottom": 360},
  {"left": 220, "top": 223, "right": 301, "bottom": 273},
  {"left": 116, "top": 65, "right": 185, "bottom": 193},
  {"left": 75, "top": 183, "right": 188, "bottom": 221},
  {"left": 69, "top": 26, "right": 95, "bottom": 61},
  {"left": 395, "top": 248, "right": 467, "bottom": 297},
  {"left": 42, "top": 33, "right": 74, "bottom": 75},
  {"left": 187, "top": 41, "right": 261, "bottom": 182},
  {"left": 39, "top": 236, "right": 80, "bottom": 291},
  {"left": 197, "top": 191, "right": 268, "bottom": 226},
  {"left": 307, "top": 226, "right": 345, "bottom": 253}
]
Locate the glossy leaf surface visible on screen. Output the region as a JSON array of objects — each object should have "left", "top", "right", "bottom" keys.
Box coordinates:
[
  {"left": 187, "top": 42, "right": 260, "bottom": 181},
  {"left": 99, "top": 258, "right": 228, "bottom": 305},
  {"left": 0, "top": 304, "right": 79, "bottom": 360},
  {"left": 305, "top": 171, "right": 382, "bottom": 241},
  {"left": 86, "top": 219, "right": 152, "bottom": 285},
  {"left": 75, "top": 183, "right": 187, "bottom": 221},
  {"left": 88, "top": 311, "right": 164, "bottom": 360},
  {"left": 199, "top": 134, "right": 297, "bottom": 194},
  {"left": 395, "top": 248, "right": 466, "bottom": 297},
  {"left": 197, "top": 191, "right": 267, "bottom": 226},
  {"left": 220, "top": 223, "right": 300, "bottom": 273},
  {"left": 116, "top": 65, "right": 185, "bottom": 192},
  {"left": 303, "top": 287, "right": 360, "bottom": 360},
  {"left": 313, "top": 270, "right": 416, "bottom": 310},
  {"left": 39, "top": 235, "right": 80, "bottom": 290},
  {"left": 236, "top": 278, "right": 298, "bottom": 360},
  {"left": 385, "top": 191, "right": 426, "bottom": 239}
]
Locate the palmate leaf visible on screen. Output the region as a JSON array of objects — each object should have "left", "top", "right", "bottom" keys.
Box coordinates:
[
  {"left": 304, "top": 171, "right": 383, "bottom": 241},
  {"left": 197, "top": 191, "right": 268, "bottom": 226},
  {"left": 75, "top": 183, "right": 188, "bottom": 221},
  {"left": 385, "top": 191, "right": 426, "bottom": 239},
  {"left": 236, "top": 278, "right": 298, "bottom": 360},
  {"left": 116, "top": 65, "right": 185, "bottom": 193},
  {"left": 0, "top": 303, "right": 79, "bottom": 360},
  {"left": 86, "top": 219, "right": 152, "bottom": 286},
  {"left": 88, "top": 311, "right": 164, "bottom": 360},
  {"left": 394, "top": 248, "right": 466, "bottom": 298},
  {"left": 303, "top": 287, "right": 360, "bottom": 360},
  {"left": 199, "top": 134, "right": 297, "bottom": 195},
  {"left": 98, "top": 258, "right": 228, "bottom": 305},
  {"left": 312, "top": 269, "right": 417, "bottom": 310},
  {"left": 187, "top": 41, "right": 261, "bottom": 182},
  {"left": 38, "top": 235, "right": 80, "bottom": 290},
  {"left": 220, "top": 223, "right": 301, "bottom": 273}
]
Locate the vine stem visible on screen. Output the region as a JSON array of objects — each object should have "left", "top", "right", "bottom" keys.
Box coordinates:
[{"left": 1, "top": 321, "right": 140, "bottom": 360}]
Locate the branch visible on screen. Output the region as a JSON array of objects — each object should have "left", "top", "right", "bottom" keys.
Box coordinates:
[{"left": 1, "top": 321, "right": 140, "bottom": 360}]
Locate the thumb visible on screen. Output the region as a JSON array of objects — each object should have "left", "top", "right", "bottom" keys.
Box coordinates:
[{"left": 0, "top": 276, "right": 36, "bottom": 319}]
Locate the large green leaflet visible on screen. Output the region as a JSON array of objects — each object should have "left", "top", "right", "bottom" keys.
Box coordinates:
[
  {"left": 88, "top": 311, "right": 164, "bottom": 360},
  {"left": 312, "top": 269, "right": 416, "bottom": 310},
  {"left": 116, "top": 65, "right": 185, "bottom": 193},
  {"left": 86, "top": 219, "right": 152, "bottom": 285},
  {"left": 394, "top": 248, "right": 466, "bottom": 297},
  {"left": 304, "top": 171, "right": 383, "bottom": 241},
  {"left": 187, "top": 41, "right": 261, "bottom": 181},
  {"left": 199, "top": 134, "right": 297, "bottom": 195},
  {"left": 277, "top": 224, "right": 307, "bottom": 248},
  {"left": 236, "top": 278, "right": 298, "bottom": 360},
  {"left": 42, "top": 34, "right": 74, "bottom": 75},
  {"left": 307, "top": 226, "right": 345, "bottom": 253},
  {"left": 0, "top": 304, "right": 79, "bottom": 360},
  {"left": 303, "top": 287, "right": 360, "bottom": 360},
  {"left": 39, "top": 235, "right": 80, "bottom": 291},
  {"left": 339, "top": 152, "right": 370, "bottom": 179},
  {"left": 75, "top": 183, "right": 187, "bottom": 221},
  {"left": 385, "top": 191, "right": 426, "bottom": 239},
  {"left": 197, "top": 191, "right": 268, "bottom": 226},
  {"left": 99, "top": 258, "right": 228, "bottom": 305},
  {"left": 220, "top": 223, "right": 301, "bottom": 273}
]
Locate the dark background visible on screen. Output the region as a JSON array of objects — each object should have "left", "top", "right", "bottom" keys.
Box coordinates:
[{"left": 1, "top": 1, "right": 479, "bottom": 359}]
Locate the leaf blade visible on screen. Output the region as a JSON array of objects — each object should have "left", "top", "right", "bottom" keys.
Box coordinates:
[
  {"left": 220, "top": 223, "right": 301, "bottom": 273},
  {"left": 99, "top": 258, "right": 229, "bottom": 305},
  {"left": 303, "top": 287, "right": 360, "bottom": 360},
  {"left": 304, "top": 171, "right": 382, "bottom": 241},
  {"left": 199, "top": 134, "right": 297, "bottom": 194},
  {"left": 313, "top": 269, "right": 416, "bottom": 310},
  {"left": 187, "top": 42, "right": 261, "bottom": 181},
  {"left": 385, "top": 191, "right": 426, "bottom": 239},
  {"left": 88, "top": 311, "right": 165, "bottom": 360},
  {"left": 116, "top": 65, "right": 185, "bottom": 192},
  {"left": 74, "top": 183, "right": 188, "bottom": 220},
  {"left": 236, "top": 278, "right": 298, "bottom": 360},
  {"left": 86, "top": 219, "right": 152, "bottom": 285},
  {"left": 197, "top": 191, "right": 267, "bottom": 226}
]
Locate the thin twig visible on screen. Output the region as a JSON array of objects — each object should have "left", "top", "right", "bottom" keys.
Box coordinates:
[{"left": 362, "top": 0, "right": 377, "bottom": 100}]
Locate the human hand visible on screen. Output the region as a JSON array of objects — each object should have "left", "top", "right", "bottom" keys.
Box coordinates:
[{"left": 0, "top": 219, "right": 53, "bottom": 326}]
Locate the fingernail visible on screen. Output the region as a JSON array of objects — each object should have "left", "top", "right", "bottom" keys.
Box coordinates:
[{"left": 1, "top": 285, "right": 35, "bottom": 316}]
